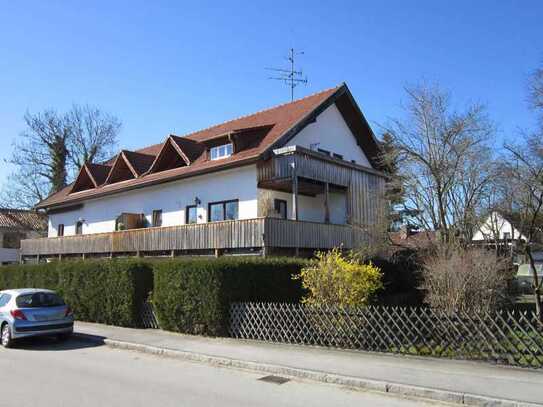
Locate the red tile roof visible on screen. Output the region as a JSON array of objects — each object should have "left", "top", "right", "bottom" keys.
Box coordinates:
[
  {"left": 0, "top": 208, "right": 47, "bottom": 231},
  {"left": 389, "top": 230, "right": 438, "bottom": 250},
  {"left": 37, "top": 84, "right": 377, "bottom": 209}
]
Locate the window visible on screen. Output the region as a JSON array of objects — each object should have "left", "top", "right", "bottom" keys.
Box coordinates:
[
  {"left": 152, "top": 210, "right": 163, "bottom": 227},
  {"left": 16, "top": 292, "right": 65, "bottom": 308},
  {"left": 57, "top": 224, "right": 64, "bottom": 237},
  {"left": 186, "top": 205, "right": 198, "bottom": 224},
  {"left": 332, "top": 153, "right": 344, "bottom": 160},
  {"left": 75, "top": 221, "right": 83, "bottom": 235},
  {"left": 503, "top": 232, "right": 511, "bottom": 241},
  {"left": 274, "top": 199, "right": 287, "bottom": 219},
  {"left": 318, "top": 148, "right": 331, "bottom": 156},
  {"left": 2, "top": 232, "right": 25, "bottom": 249},
  {"left": 208, "top": 200, "right": 239, "bottom": 222},
  {"left": 210, "top": 143, "right": 233, "bottom": 160},
  {"left": 0, "top": 294, "right": 11, "bottom": 307}
]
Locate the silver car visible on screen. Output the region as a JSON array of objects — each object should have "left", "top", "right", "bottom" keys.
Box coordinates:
[{"left": 0, "top": 288, "right": 74, "bottom": 348}]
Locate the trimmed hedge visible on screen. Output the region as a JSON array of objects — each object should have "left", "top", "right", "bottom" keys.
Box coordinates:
[
  {"left": 152, "top": 257, "right": 306, "bottom": 336},
  {"left": 0, "top": 256, "right": 306, "bottom": 333},
  {"left": 0, "top": 259, "right": 153, "bottom": 327}
]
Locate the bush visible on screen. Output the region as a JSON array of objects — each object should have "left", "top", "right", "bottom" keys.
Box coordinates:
[
  {"left": 295, "top": 248, "right": 383, "bottom": 307},
  {"left": 421, "top": 244, "right": 512, "bottom": 313},
  {"left": 152, "top": 257, "right": 305, "bottom": 336},
  {"left": 372, "top": 248, "right": 425, "bottom": 306},
  {"left": 0, "top": 259, "right": 153, "bottom": 327}
]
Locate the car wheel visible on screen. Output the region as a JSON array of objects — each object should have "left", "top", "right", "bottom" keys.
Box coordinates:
[{"left": 1, "top": 324, "right": 13, "bottom": 348}]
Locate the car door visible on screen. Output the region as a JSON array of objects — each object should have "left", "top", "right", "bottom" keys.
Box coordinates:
[{"left": 0, "top": 294, "right": 11, "bottom": 322}]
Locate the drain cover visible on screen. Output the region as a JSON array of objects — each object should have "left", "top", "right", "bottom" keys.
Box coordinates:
[{"left": 258, "top": 375, "right": 290, "bottom": 385}]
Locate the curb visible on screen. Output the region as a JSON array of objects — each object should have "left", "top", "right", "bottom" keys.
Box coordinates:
[{"left": 73, "top": 333, "right": 541, "bottom": 407}]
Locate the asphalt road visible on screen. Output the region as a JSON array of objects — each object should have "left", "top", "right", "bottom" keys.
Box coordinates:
[{"left": 0, "top": 337, "right": 443, "bottom": 407}]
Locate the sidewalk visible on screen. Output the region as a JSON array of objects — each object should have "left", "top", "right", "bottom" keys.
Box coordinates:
[{"left": 74, "top": 321, "right": 543, "bottom": 406}]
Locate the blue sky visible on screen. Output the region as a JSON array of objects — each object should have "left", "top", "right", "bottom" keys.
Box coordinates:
[{"left": 0, "top": 1, "right": 541, "bottom": 185}]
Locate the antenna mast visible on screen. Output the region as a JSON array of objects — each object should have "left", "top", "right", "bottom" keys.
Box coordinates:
[{"left": 266, "top": 48, "right": 308, "bottom": 101}]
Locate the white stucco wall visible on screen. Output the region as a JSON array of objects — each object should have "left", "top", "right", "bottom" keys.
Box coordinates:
[
  {"left": 287, "top": 103, "right": 372, "bottom": 167},
  {"left": 46, "top": 102, "right": 373, "bottom": 237},
  {"left": 48, "top": 165, "right": 258, "bottom": 237},
  {"left": 472, "top": 212, "right": 526, "bottom": 241},
  {"left": 258, "top": 188, "right": 347, "bottom": 224}
]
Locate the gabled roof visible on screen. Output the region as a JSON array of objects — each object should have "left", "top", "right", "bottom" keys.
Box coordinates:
[
  {"left": 71, "top": 162, "right": 112, "bottom": 193},
  {"left": 122, "top": 150, "right": 155, "bottom": 175},
  {"left": 0, "top": 208, "right": 47, "bottom": 231},
  {"left": 146, "top": 136, "right": 196, "bottom": 174},
  {"left": 37, "top": 83, "right": 381, "bottom": 209},
  {"left": 104, "top": 151, "right": 139, "bottom": 185}
]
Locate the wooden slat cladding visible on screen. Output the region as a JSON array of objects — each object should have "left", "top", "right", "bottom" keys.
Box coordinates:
[
  {"left": 21, "top": 218, "right": 369, "bottom": 256},
  {"left": 258, "top": 146, "right": 386, "bottom": 228},
  {"left": 21, "top": 218, "right": 266, "bottom": 256},
  {"left": 264, "top": 218, "right": 368, "bottom": 248}
]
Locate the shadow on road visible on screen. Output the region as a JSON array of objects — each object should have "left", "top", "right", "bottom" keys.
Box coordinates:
[{"left": 11, "top": 335, "right": 104, "bottom": 351}]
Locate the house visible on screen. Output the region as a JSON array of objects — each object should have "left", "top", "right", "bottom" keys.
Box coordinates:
[
  {"left": 0, "top": 209, "right": 47, "bottom": 265},
  {"left": 21, "top": 83, "right": 386, "bottom": 261},
  {"left": 473, "top": 211, "right": 527, "bottom": 244},
  {"left": 472, "top": 211, "right": 543, "bottom": 263}
]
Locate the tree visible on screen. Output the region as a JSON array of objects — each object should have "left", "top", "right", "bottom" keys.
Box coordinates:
[
  {"left": 500, "top": 133, "right": 543, "bottom": 320},
  {"left": 294, "top": 248, "right": 383, "bottom": 307},
  {"left": 2, "top": 105, "right": 120, "bottom": 208},
  {"left": 529, "top": 66, "right": 543, "bottom": 116},
  {"left": 66, "top": 104, "right": 121, "bottom": 171},
  {"left": 384, "top": 83, "right": 496, "bottom": 243}
]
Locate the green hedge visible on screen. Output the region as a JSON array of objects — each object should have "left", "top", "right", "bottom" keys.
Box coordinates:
[
  {"left": 152, "top": 257, "right": 306, "bottom": 336},
  {"left": 0, "top": 259, "right": 153, "bottom": 327},
  {"left": 0, "top": 256, "right": 305, "bottom": 333}
]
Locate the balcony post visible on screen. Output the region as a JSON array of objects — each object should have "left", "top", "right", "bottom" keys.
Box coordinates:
[
  {"left": 291, "top": 162, "right": 298, "bottom": 221},
  {"left": 324, "top": 182, "right": 330, "bottom": 223}
]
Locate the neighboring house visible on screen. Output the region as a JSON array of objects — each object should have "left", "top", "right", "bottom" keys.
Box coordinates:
[
  {"left": 0, "top": 209, "right": 47, "bottom": 265},
  {"left": 472, "top": 211, "right": 527, "bottom": 244},
  {"left": 389, "top": 226, "right": 438, "bottom": 251},
  {"left": 22, "top": 83, "right": 386, "bottom": 260},
  {"left": 472, "top": 211, "right": 542, "bottom": 263}
]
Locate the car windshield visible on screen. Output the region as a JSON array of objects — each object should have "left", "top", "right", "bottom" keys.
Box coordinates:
[{"left": 16, "top": 292, "right": 65, "bottom": 308}]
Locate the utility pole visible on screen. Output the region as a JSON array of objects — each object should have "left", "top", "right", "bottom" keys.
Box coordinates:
[{"left": 266, "top": 48, "right": 308, "bottom": 101}]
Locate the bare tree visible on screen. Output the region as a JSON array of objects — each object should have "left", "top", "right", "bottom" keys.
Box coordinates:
[
  {"left": 529, "top": 66, "right": 543, "bottom": 115},
  {"left": 2, "top": 110, "right": 70, "bottom": 207},
  {"left": 2, "top": 105, "right": 120, "bottom": 208},
  {"left": 66, "top": 104, "right": 120, "bottom": 171},
  {"left": 500, "top": 133, "right": 543, "bottom": 320},
  {"left": 384, "top": 83, "right": 496, "bottom": 242}
]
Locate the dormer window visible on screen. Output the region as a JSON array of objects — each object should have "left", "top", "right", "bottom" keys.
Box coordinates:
[{"left": 210, "top": 143, "right": 233, "bottom": 160}]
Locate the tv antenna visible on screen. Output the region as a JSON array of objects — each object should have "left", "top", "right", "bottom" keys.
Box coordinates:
[{"left": 266, "top": 48, "right": 308, "bottom": 101}]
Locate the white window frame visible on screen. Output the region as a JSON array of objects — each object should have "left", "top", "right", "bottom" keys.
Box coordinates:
[{"left": 210, "top": 143, "right": 233, "bottom": 160}]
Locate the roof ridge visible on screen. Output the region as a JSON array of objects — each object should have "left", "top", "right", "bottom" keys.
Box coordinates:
[
  {"left": 178, "top": 85, "right": 341, "bottom": 140},
  {"left": 87, "top": 162, "right": 111, "bottom": 168},
  {"left": 123, "top": 149, "right": 156, "bottom": 156},
  {"left": 0, "top": 208, "right": 38, "bottom": 212}
]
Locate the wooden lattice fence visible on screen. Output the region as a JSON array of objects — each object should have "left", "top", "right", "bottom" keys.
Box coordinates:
[
  {"left": 138, "top": 301, "right": 160, "bottom": 329},
  {"left": 229, "top": 303, "right": 543, "bottom": 368}
]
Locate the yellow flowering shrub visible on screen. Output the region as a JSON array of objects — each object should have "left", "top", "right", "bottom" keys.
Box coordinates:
[{"left": 295, "top": 248, "right": 383, "bottom": 307}]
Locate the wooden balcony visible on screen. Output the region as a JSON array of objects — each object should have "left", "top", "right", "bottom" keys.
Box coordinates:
[
  {"left": 20, "top": 218, "right": 369, "bottom": 260},
  {"left": 258, "top": 146, "right": 386, "bottom": 228}
]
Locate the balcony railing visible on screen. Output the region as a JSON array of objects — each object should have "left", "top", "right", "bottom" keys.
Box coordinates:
[{"left": 20, "top": 217, "right": 368, "bottom": 258}]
